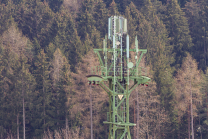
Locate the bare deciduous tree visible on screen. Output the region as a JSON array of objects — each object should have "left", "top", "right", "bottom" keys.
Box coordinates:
[
  {"left": 70, "top": 49, "right": 108, "bottom": 138},
  {"left": 63, "top": 0, "right": 81, "bottom": 13},
  {"left": 130, "top": 57, "right": 169, "bottom": 139},
  {"left": 175, "top": 54, "right": 202, "bottom": 139},
  {"left": 1, "top": 24, "right": 31, "bottom": 139}
]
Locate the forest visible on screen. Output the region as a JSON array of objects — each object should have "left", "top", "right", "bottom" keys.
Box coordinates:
[{"left": 0, "top": 0, "right": 208, "bottom": 138}]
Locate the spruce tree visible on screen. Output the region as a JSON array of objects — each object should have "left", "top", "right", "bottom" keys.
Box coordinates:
[
  {"left": 108, "top": 0, "right": 119, "bottom": 15},
  {"left": 0, "top": 1, "right": 14, "bottom": 35},
  {"left": 51, "top": 8, "right": 82, "bottom": 70},
  {"left": 185, "top": 0, "right": 208, "bottom": 71},
  {"left": 1, "top": 23, "right": 34, "bottom": 139},
  {"left": 76, "top": 0, "right": 95, "bottom": 41},
  {"left": 165, "top": 0, "right": 193, "bottom": 69},
  {"left": 32, "top": 49, "right": 52, "bottom": 135},
  {"left": 200, "top": 68, "right": 208, "bottom": 138},
  {"left": 48, "top": 0, "right": 63, "bottom": 13},
  {"left": 124, "top": 3, "right": 137, "bottom": 44},
  {"left": 93, "top": 0, "right": 109, "bottom": 37},
  {"left": 56, "top": 56, "right": 71, "bottom": 130},
  {"left": 51, "top": 48, "right": 64, "bottom": 125},
  {"left": 14, "top": 0, "right": 56, "bottom": 47},
  {"left": 0, "top": 41, "right": 18, "bottom": 138}
]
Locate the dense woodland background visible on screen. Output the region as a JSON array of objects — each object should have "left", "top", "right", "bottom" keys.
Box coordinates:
[{"left": 0, "top": 0, "right": 208, "bottom": 138}]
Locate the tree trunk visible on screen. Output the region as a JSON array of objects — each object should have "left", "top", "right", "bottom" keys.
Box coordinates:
[
  {"left": 134, "top": 100, "right": 136, "bottom": 139},
  {"left": 146, "top": 103, "right": 149, "bottom": 139},
  {"left": 207, "top": 93, "right": 208, "bottom": 117},
  {"left": 199, "top": 116, "right": 202, "bottom": 139},
  {"left": 159, "top": 105, "right": 161, "bottom": 139},
  {"left": 17, "top": 113, "right": 19, "bottom": 139},
  {"left": 21, "top": 54, "right": 25, "bottom": 139},
  {"left": 22, "top": 91, "right": 25, "bottom": 139},
  {"left": 178, "top": 117, "right": 180, "bottom": 139},
  {"left": 44, "top": 99, "right": 46, "bottom": 133},
  {"left": 90, "top": 85, "right": 93, "bottom": 139},
  {"left": 204, "top": 29, "right": 206, "bottom": 66},
  {"left": 188, "top": 105, "right": 190, "bottom": 139},
  {"left": 43, "top": 72, "right": 46, "bottom": 133},
  {"left": 190, "top": 82, "right": 194, "bottom": 139},
  {"left": 137, "top": 89, "right": 139, "bottom": 139},
  {"left": 65, "top": 115, "right": 68, "bottom": 139}
]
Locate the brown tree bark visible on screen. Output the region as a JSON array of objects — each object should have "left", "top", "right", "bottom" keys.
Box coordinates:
[
  {"left": 22, "top": 87, "right": 25, "bottom": 139},
  {"left": 188, "top": 105, "right": 190, "bottom": 139},
  {"left": 90, "top": 85, "right": 93, "bottom": 139},
  {"left": 137, "top": 90, "right": 139, "bottom": 139},
  {"left": 134, "top": 100, "right": 136, "bottom": 139},
  {"left": 17, "top": 113, "right": 19, "bottom": 139},
  {"left": 65, "top": 115, "right": 68, "bottom": 139},
  {"left": 190, "top": 81, "right": 194, "bottom": 139},
  {"left": 207, "top": 93, "right": 208, "bottom": 117}
]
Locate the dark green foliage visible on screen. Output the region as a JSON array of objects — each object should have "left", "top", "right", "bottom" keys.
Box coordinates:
[
  {"left": 185, "top": 0, "right": 208, "bottom": 71},
  {"left": 48, "top": 0, "right": 63, "bottom": 13},
  {"left": 93, "top": 0, "right": 109, "bottom": 37},
  {"left": 14, "top": 0, "right": 56, "bottom": 46},
  {"left": 0, "top": 0, "right": 208, "bottom": 138},
  {"left": 53, "top": 57, "right": 71, "bottom": 129},
  {"left": 108, "top": 0, "right": 119, "bottom": 15},
  {"left": 0, "top": 2, "right": 15, "bottom": 35},
  {"left": 164, "top": 0, "right": 193, "bottom": 69},
  {"left": 199, "top": 69, "right": 208, "bottom": 138},
  {"left": 0, "top": 44, "right": 18, "bottom": 138},
  {"left": 124, "top": 2, "right": 140, "bottom": 44},
  {"left": 32, "top": 49, "right": 54, "bottom": 135},
  {"left": 51, "top": 8, "right": 82, "bottom": 70},
  {"left": 76, "top": 0, "right": 95, "bottom": 41}
]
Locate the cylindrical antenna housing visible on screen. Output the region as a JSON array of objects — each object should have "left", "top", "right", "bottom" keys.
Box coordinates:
[{"left": 126, "top": 35, "right": 129, "bottom": 58}]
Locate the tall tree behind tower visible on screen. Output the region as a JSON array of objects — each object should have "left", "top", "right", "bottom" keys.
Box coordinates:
[{"left": 175, "top": 54, "right": 202, "bottom": 139}]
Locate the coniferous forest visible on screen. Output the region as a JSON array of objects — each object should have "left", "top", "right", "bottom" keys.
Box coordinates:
[{"left": 1, "top": 0, "right": 208, "bottom": 138}]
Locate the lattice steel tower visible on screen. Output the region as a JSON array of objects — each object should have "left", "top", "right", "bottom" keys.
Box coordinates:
[{"left": 87, "top": 16, "right": 150, "bottom": 139}]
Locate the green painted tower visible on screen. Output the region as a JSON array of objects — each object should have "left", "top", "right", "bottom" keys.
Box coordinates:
[{"left": 87, "top": 16, "right": 150, "bottom": 139}]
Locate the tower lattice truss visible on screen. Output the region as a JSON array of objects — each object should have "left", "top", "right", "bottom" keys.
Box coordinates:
[{"left": 87, "top": 16, "right": 150, "bottom": 139}]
